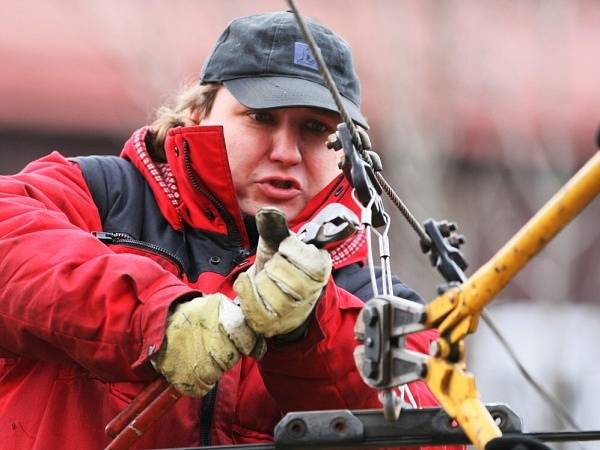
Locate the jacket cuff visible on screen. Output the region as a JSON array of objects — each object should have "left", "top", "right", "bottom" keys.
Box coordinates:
[
  {"left": 132, "top": 285, "right": 200, "bottom": 370},
  {"left": 260, "top": 280, "right": 340, "bottom": 361}
]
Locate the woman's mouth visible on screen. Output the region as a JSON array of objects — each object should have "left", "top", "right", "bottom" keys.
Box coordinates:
[
  {"left": 257, "top": 177, "right": 302, "bottom": 200},
  {"left": 269, "top": 179, "right": 293, "bottom": 189}
]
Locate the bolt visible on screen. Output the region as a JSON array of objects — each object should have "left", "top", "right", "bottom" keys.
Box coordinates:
[
  {"left": 287, "top": 419, "right": 306, "bottom": 437},
  {"left": 492, "top": 412, "right": 507, "bottom": 428},
  {"left": 429, "top": 340, "right": 440, "bottom": 357},
  {"left": 448, "top": 235, "right": 466, "bottom": 247},
  {"left": 362, "top": 306, "right": 379, "bottom": 327},
  {"left": 331, "top": 417, "right": 347, "bottom": 433},
  {"left": 326, "top": 133, "right": 342, "bottom": 150},
  {"left": 439, "top": 221, "right": 451, "bottom": 237},
  {"left": 439, "top": 221, "right": 458, "bottom": 237},
  {"left": 365, "top": 337, "right": 374, "bottom": 348},
  {"left": 363, "top": 359, "right": 379, "bottom": 378}
]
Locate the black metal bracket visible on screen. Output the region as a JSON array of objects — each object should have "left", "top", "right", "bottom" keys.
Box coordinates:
[
  {"left": 337, "top": 123, "right": 386, "bottom": 227},
  {"left": 274, "top": 404, "right": 521, "bottom": 448},
  {"left": 174, "top": 404, "right": 550, "bottom": 449},
  {"left": 174, "top": 404, "right": 600, "bottom": 449},
  {"left": 422, "top": 218, "right": 468, "bottom": 284}
]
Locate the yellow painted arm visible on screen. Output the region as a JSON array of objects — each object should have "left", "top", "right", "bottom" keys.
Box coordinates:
[
  {"left": 425, "top": 358, "right": 502, "bottom": 449},
  {"left": 421, "top": 151, "right": 600, "bottom": 450}
]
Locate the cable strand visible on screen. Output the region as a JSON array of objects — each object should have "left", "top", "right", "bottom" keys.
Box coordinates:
[
  {"left": 481, "top": 310, "right": 582, "bottom": 432},
  {"left": 374, "top": 172, "right": 431, "bottom": 246},
  {"left": 286, "top": 0, "right": 363, "bottom": 152}
]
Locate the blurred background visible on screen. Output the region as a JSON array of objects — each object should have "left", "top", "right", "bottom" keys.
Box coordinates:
[{"left": 1, "top": 1, "right": 599, "bottom": 448}]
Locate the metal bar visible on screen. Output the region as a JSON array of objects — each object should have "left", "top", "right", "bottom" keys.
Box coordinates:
[
  {"left": 527, "top": 431, "right": 600, "bottom": 442},
  {"left": 105, "top": 385, "right": 181, "bottom": 450},
  {"left": 171, "top": 406, "right": 600, "bottom": 449},
  {"left": 105, "top": 377, "right": 170, "bottom": 438},
  {"left": 177, "top": 430, "right": 600, "bottom": 450}
]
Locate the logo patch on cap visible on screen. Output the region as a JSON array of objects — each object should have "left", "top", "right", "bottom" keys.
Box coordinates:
[{"left": 293, "top": 42, "right": 318, "bottom": 71}]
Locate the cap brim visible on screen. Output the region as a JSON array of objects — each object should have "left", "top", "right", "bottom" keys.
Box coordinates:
[{"left": 223, "top": 77, "right": 368, "bottom": 129}]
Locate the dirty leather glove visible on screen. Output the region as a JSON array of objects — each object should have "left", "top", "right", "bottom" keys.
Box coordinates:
[
  {"left": 233, "top": 208, "right": 332, "bottom": 338},
  {"left": 152, "top": 293, "right": 258, "bottom": 398}
]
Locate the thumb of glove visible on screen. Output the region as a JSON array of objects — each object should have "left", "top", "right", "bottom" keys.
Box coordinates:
[{"left": 254, "top": 207, "right": 291, "bottom": 271}]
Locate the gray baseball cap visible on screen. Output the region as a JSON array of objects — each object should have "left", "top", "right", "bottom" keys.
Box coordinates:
[{"left": 200, "top": 11, "right": 367, "bottom": 128}]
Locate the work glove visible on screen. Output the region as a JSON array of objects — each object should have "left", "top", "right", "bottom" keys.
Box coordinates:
[
  {"left": 233, "top": 208, "right": 332, "bottom": 338},
  {"left": 152, "top": 293, "right": 260, "bottom": 398}
]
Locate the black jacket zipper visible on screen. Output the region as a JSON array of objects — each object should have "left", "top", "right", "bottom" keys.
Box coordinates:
[
  {"left": 183, "top": 139, "right": 250, "bottom": 444},
  {"left": 199, "top": 385, "right": 217, "bottom": 446},
  {"left": 93, "top": 231, "right": 185, "bottom": 276}
]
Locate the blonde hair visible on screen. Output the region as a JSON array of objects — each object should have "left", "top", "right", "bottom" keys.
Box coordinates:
[{"left": 149, "top": 82, "right": 221, "bottom": 161}]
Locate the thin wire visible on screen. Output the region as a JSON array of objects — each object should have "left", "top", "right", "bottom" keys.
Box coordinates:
[
  {"left": 286, "top": 0, "right": 362, "bottom": 151},
  {"left": 403, "top": 384, "right": 418, "bottom": 409},
  {"left": 375, "top": 172, "right": 431, "bottom": 247},
  {"left": 365, "top": 226, "right": 379, "bottom": 297},
  {"left": 481, "top": 310, "right": 582, "bottom": 432},
  {"left": 378, "top": 213, "right": 394, "bottom": 295},
  {"left": 354, "top": 188, "right": 380, "bottom": 297}
]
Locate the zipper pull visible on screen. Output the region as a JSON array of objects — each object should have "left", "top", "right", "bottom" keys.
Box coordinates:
[
  {"left": 92, "top": 231, "right": 132, "bottom": 243},
  {"left": 234, "top": 248, "right": 254, "bottom": 265},
  {"left": 92, "top": 231, "right": 117, "bottom": 243}
]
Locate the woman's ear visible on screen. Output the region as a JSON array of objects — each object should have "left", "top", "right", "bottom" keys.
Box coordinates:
[{"left": 188, "top": 109, "right": 201, "bottom": 125}]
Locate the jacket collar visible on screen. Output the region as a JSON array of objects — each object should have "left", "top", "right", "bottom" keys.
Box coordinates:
[
  {"left": 121, "top": 125, "right": 367, "bottom": 267},
  {"left": 120, "top": 126, "right": 183, "bottom": 228}
]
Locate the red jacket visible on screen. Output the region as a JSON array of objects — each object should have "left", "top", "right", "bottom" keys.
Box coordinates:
[{"left": 0, "top": 126, "right": 462, "bottom": 450}]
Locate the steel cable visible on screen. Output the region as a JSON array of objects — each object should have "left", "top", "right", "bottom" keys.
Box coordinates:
[{"left": 481, "top": 310, "right": 582, "bottom": 434}]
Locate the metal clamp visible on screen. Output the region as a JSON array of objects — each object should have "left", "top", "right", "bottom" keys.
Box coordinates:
[{"left": 297, "top": 203, "right": 359, "bottom": 247}]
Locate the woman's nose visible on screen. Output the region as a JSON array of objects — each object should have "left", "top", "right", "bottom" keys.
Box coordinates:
[{"left": 269, "top": 128, "right": 302, "bottom": 165}]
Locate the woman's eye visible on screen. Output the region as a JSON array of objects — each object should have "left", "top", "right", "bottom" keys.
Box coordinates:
[
  {"left": 248, "top": 111, "right": 274, "bottom": 124},
  {"left": 305, "top": 120, "right": 329, "bottom": 133}
]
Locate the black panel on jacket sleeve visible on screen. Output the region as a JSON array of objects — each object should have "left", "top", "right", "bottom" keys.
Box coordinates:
[
  {"left": 70, "top": 155, "right": 247, "bottom": 281},
  {"left": 333, "top": 263, "right": 424, "bottom": 304},
  {"left": 72, "top": 156, "right": 146, "bottom": 233}
]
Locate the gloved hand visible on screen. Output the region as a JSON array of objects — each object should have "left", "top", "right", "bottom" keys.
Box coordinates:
[
  {"left": 233, "top": 208, "right": 332, "bottom": 338},
  {"left": 152, "top": 293, "right": 259, "bottom": 398}
]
